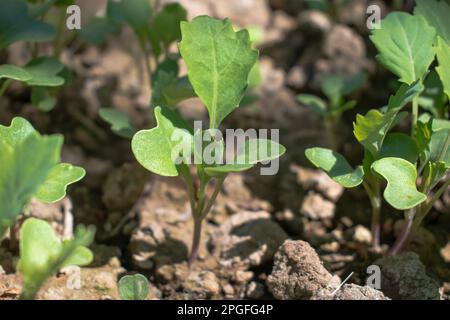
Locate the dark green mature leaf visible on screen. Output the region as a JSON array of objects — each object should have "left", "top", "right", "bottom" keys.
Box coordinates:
[
  {"left": 370, "top": 12, "right": 436, "bottom": 83},
  {"left": 18, "top": 218, "right": 94, "bottom": 299},
  {"left": 378, "top": 133, "right": 418, "bottom": 164},
  {"left": 117, "top": 0, "right": 152, "bottom": 39},
  {"left": 132, "top": 106, "right": 193, "bottom": 177},
  {"left": 371, "top": 157, "right": 427, "bottom": 210},
  {"left": 31, "top": 87, "right": 57, "bottom": 112},
  {"left": 118, "top": 274, "right": 149, "bottom": 300},
  {"left": 435, "top": 37, "right": 450, "bottom": 100},
  {"left": 305, "top": 147, "right": 364, "bottom": 188},
  {"left": 149, "top": 3, "right": 187, "bottom": 55},
  {"left": 0, "top": 64, "right": 31, "bottom": 81},
  {"left": 0, "top": 0, "right": 55, "bottom": 49},
  {"left": 297, "top": 94, "right": 327, "bottom": 117},
  {"left": 415, "top": 119, "right": 432, "bottom": 163},
  {"left": 429, "top": 129, "right": 450, "bottom": 167},
  {"left": 35, "top": 163, "right": 85, "bottom": 203},
  {"left": 320, "top": 72, "right": 366, "bottom": 106},
  {"left": 353, "top": 81, "right": 423, "bottom": 156},
  {"left": 79, "top": 17, "right": 120, "bottom": 45},
  {"left": 0, "top": 118, "right": 62, "bottom": 231},
  {"left": 414, "top": 0, "right": 450, "bottom": 45},
  {"left": 24, "top": 57, "right": 65, "bottom": 87},
  {"left": 419, "top": 70, "right": 446, "bottom": 116},
  {"left": 179, "top": 16, "right": 258, "bottom": 128},
  {"left": 99, "top": 108, "right": 138, "bottom": 138}
]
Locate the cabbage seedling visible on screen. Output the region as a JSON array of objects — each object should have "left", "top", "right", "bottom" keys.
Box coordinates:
[
  {"left": 0, "top": 117, "right": 86, "bottom": 238},
  {"left": 298, "top": 72, "right": 366, "bottom": 150},
  {"left": 118, "top": 274, "right": 149, "bottom": 300},
  {"left": 18, "top": 218, "right": 95, "bottom": 300},
  {"left": 132, "top": 16, "right": 286, "bottom": 264}
]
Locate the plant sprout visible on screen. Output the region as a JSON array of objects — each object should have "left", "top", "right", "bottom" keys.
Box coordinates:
[
  {"left": 298, "top": 72, "right": 366, "bottom": 150},
  {"left": 131, "top": 16, "right": 286, "bottom": 264}
]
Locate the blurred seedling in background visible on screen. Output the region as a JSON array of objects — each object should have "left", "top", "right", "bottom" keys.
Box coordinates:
[
  {"left": 131, "top": 16, "right": 286, "bottom": 264},
  {"left": 298, "top": 72, "right": 366, "bottom": 150},
  {"left": 306, "top": 0, "right": 450, "bottom": 254},
  {"left": 0, "top": 117, "right": 86, "bottom": 247},
  {"left": 18, "top": 218, "right": 95, "bottom": 300},
  {"left": 118, "top": 274, "right": 149, "bottom": 300}
]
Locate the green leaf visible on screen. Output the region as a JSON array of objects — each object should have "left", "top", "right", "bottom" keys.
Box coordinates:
[
  {"left": 0, "top": 0, "right": 55, "bottom": 49},
  {"left": 79, "top": 17, "right": 120, "bottom": 45},
  {"left": 0, "top": 118, "right": 62, "bottom": 230},
  {"left": 118, "top": 274, "right": 149, "bottom": 300},
  {"left": 99, "top": 108, "right": 138, "bottom": 138},
  {"left": 179, "top": 16, "right": 258, "bottom": 128},
  {"left": 414, "top": 0, "right": 450, "bottom": 45},
  {"left": 297, "top": 94, "right": 327, "bottom": 117},
  {"left": 24, "top": 57, "right": 65, "bottom": 87},
  {"left": 18, "top": 218, "right": 94, "bottom": 299},
  {"left": 370, "top": 12, "right": 436, "bottom": 84},
  {"left": 423, "top": 161, "right": 447, "bottom": 190},
  {"left": 35, "top": 163, "right": 86, "bottom": 203},
  {"left": 31, "top": 87, "right": 57, "bottom": 112},
  {"left": 0, "top": 64, "right": 32, "bottom": 81},
  {"left": 117, "top": 0, "right": 152, "bottom": 39},
  {"left": 305, "top": 147, "right": 364, "bottom": 188},
  {"left": 415, "top": 119, "right": 432, "bottom": 163},
  {"left": 418, "top": 70, "right": 446, "bottom": 117},
  {"left": 371, "top": 157, "right": 427, "bottom": 210},
  {"left": 378, "top": 133, "right": 418, "bottom": 164},
  {"left": 435, "top": 37, "right": 450, "bottom": 100},
  {"left": 353, "top": 81, "right": 423, "bottom": 156},
  {"left": 429, "top": 129, "right": 450, "bottom": 167},
  {"left": 149, "top": 3, "right": 187, "bottom": 54},
  {"left": 320, "top": 72, "right": 366, "bottom": 106},
  {"left": 205, "top": 139, "right": 286, "bottom": 176},
  {"left": 132, "top": 106, "right": 193, "bottom": 177}
]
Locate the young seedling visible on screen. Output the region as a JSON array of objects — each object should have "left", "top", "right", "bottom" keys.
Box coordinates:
[
  {"left": 0, "top": 1, "right": 71, "bottom": 111},
  {"left": 0, "top": 117, "right": 85, "bottom": 239},
  {"left": 131, "top": 16, "right": 286, "bottom": 265},
  {"left": 298, "top": 72, "right": 366, "bottom": 150},
  {"left": 118, "top": 274, "right": 149, "bottom": 300},
  {"left": 306, "top": 81, "right": 423, "bottom": 248},
  {"left": 18, "top": 218, "right": 95, "bottom": 300},
  {"left": 307, "top": 0, "right": 450, "bottom": 254}
]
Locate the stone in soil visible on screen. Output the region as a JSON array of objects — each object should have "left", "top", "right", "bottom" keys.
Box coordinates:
[
  {"left": 314, "top": 284, "right": 387, "bottom": 300},
  {"left": 267, "top": 240, "right": 340, "bottom": 299},
  {"left": 375, "top": 252, "right": 440, "bottom": 300}
]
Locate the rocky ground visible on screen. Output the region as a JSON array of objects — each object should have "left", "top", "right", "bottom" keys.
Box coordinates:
[{"left": 0, "top": 0, "right": 449, "bottom": 300}]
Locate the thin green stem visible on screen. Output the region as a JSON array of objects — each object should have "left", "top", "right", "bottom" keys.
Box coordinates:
[
  {"left": 363, "top": 181, "right": 381, "bottom": 248},
  {"left": 201, "top": 177, "right": 225, "bottom": 219},
  {"left": 0, "top": 79, "right": 12, "bottom": 99},
  {"left": 53, "top": 8, "right": 66, "bottom": 57},
  {"left": 138, "top": 39, "right": 153, "bottom": 92},
  {"left": 423, "top": 179, "right": 450, "bottom": 215},
  {"left": 324, "top": 117, "right": 338, "bottom": 151},
  {"left": 411, "top": 97, "right": 419, "bottom": 136},
  {"left": 389, "top": 208, "right": 416, "bottom": 256}
]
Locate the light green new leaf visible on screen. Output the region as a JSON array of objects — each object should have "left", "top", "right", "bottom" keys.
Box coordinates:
[
  {"left": 18, "top": 218, "right": 94, "bottom": 299},
  {"left": 0, "top": 0, "right": 55, "bottom": 49},
  {"left": 0, "top": 118, "right": 62, "bottom": 232},
  {"left": 378, "top": 133, "right": 418, "bottom": 164},
  {"left": 205, "top": 139, "right": 286, "bottom": 176},
  {"left": 435, "top": 37, "right": 450, "bottom": 100},
  {"left": 370, "top": 12, "right": 436, "bottom": 84},
  {"left": 372, "top": 157, "right": 427, "bottom": 210},
  {"left": 305, "top": 147, "right": 364, "bottom": 188},
  {"left": 99, "top": 108, "right": 138, "bottom": 138},
  {"left": 297, "top": 94, "right": 327, "bottom": 117},
  {"left": 0, "top": 64, "right": 31, "bottom": 81},
  {"left": 320, "top": 72, "right": 366, "bottom": 106},
  {"left": 179, "top": 16, "right": 258, "bottom": 128},
  {"left": 118, "top": 274, "right": 149, "bottom": 300},
  {"left": 24, "top": 57, "right": 65, "bottom": 87},
  {"left": 132, "top": 107, "right": 193, "bottom": 177},
  {"left": 35, "top": 163, "right": 86, "bottom": 203},
  {"left": 353, "top": 81, "right": 423, "bottom": 156},
  {"left": 414, "top": 0, "right": 450, "bottom": 45}
]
